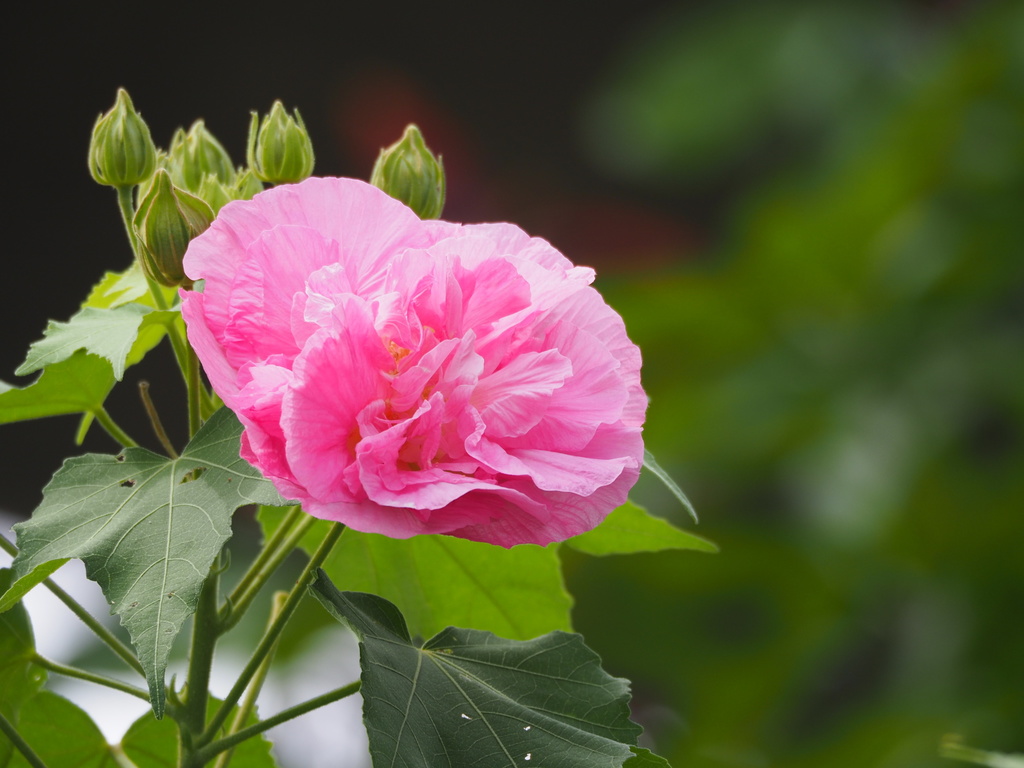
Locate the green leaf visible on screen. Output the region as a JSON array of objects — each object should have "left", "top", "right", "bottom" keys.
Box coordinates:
[
  {"left": 121, "top": 695, "right": 276, "bottom": 768},
  {"left": 0, "top": 570, "right": 47, "bottom": 768},
  {"left": 4, "top": 691, "right": 118, "bottom": 768},
  {"left": 940, "top": 737, "right": 1024, "bottom": 768},
  {"left": 566, "top": 501, "right": 717, "bottom": 556},
  {"left": 11, "top": 408, "right": 286, "bottom": 718},
  {"left": 16, "top": 304, "right": 177, "bottom": 381},
  {"left": 83, "top": 263, "right": 174, "bottom": 310},
  {"left": 0, "top": 351, "right": 115, "bottom": 425},
  {"left": 311, "top": 572, "right": 642, "bottom": 768},
  {"left": 260, "top": 508, "right": 572, "bottom": 641},
  {"left": 624, "top": 747, "right": 673, "bottom": 767},
  {"left": 643, "top": 449, "right": 698, "bottom": 522},
  {"left": 0, "top": 560, "right": 68, "bottom": 614}
]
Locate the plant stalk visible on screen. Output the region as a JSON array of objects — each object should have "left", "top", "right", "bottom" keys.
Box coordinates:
[
  {"left": 199, "top": 523, "right": 346, "bottom": 746},
  {"left": 31, "top": 654, "right": 149, "bottom": 701},
  {"left": 0, "top": 535, "right": 145, "bottom": 677},
  {"left": 0, "top": 710, "right": 49, "bottom": 768},
  {"left": 194, "top": 681, "right": 361, "bottom": 766},
  {"left": 93, "top": 406, "right": 139, "bottom": 448}
]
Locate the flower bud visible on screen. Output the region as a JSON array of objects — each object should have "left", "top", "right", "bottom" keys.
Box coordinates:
[
  {"left": 167, "top": 120, "right": 235, "bottom": 193},
  {"left": 232, "top": 168, "right": 264, "bottom": 201},
  {"left": 247, "top": 101, "right": 314, "bottom": 184},
  {"left": 88, "top": 89, "right": 158, "bottom": 188},
  {"left": 370, "top": 124, "right": 445, "bottom": 219},
  {"left": 133, "top": 169, "right": 214, "bottom": 286}
]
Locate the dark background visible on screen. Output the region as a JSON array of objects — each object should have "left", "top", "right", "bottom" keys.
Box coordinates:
[{"left": 4, "top": 2, "right": 1023, "bottom": 767}]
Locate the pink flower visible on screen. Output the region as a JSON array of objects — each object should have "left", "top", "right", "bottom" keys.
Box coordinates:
[{"left": 181, "top": 177, "right": 645, "bottom": 547}]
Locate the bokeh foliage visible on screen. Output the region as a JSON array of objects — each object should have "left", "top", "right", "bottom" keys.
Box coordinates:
[{"left": 574, "top": 1, "right": 1024, "bottom": 766}]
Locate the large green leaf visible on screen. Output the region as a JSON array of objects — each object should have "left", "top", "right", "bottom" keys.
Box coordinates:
[
  {"left": 16, "top": 304, "right": 177, "bottom": 381},
  {"left": 121, "top": 695, "right": 276, "bottom": 768},
  {"left": 311, "top": 572, "right": 649, "bottom": 768},
  {"left": 0, "top": 351, "right": 114, "bottom": 425},
  {"left": 259, "top": 508, "right": 572, "bottom": 641},
  {"left": 566, "top": 501, "right": 717, "bottom": 556},
  {"left": 11, "top": 408, "right": 286, "bottom": 717},
  {"left": 0, "top": 571, "right": 47, "bottom": 768},
  {"left": 4, "top": 691, "right": 117, "bottom": 768}
]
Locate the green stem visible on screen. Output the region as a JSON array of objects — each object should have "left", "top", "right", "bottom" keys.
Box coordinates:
[
  {"left": 92, "top": 407, "right": 138, "bottom": 448},
  {"left": 0, "top": 535, "right": 145, "bottom": 677},
  {"left": 187, "top": 346, "right": 202, "bottom": 438},
  {"left": 31, "top": 654, "right": 149, "bottom": 701},
  {"left": 180, "top": 560, "right": 222, "bottom": 752},
  {"left": 0, "top": 710, "right": 49, "bottom": 768},
  {"left": 212, "top": 592, "right": 288, "bottom": 768},
  {"left": 199, "top": 385, "right": 218, "bottom": 421},
  {"left": 138, "top": 381, "right": 178, "bottom": 458},
  {"left": 199, "top": 523, "right": 346, "bottom": 746},
  {"left": 221, "top": 507, "right": 314, "bottom": 632},
  {"left": 193, "top": 681, "right": 361, "bottom": 766}
]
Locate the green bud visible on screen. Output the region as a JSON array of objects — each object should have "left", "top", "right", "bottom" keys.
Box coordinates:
[
  {"left": 132, "top": 169, "right": 214, "bottom": 287},
  {"left": 232, "top": 168, "right": 264, "bottom": 200},
  {"left": 89, "top": 89, "right": 158, "bottom": 188},
  {"left": 196, "top": 174, "right": 234, "bottom": 214},
  {"left": 247, "top": 101, "right": 314, "bottom": 184},
  {"left": 195, "top": 167, "right": 264, "bottom": 214},
  {"left": 167, "top": 120, "right": 235, "bottom": 193},
  {"left": 370, "top": 124, "right": 446, "bottom": 219}
]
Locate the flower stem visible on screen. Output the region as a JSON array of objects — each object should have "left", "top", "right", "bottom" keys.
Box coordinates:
[
  {"left": 31, "top": 654, "right": 150, "bottom": 701},
  {"left": 138, "top": 381, "right": 178, "bottom": 458},
  {"left": 92, "top": 407, "right": 138, "bottom": 448},
  {"left": 0, "top": 710, "right": 48, "bottom": 768},
  {"left": 194, "top": 680, "right": 361, "bottom": 766},
  {"left": 221, "top": 506, "right": 314, "bottom": 632},
  {"left": 211, "top": 591, "right": 287, "bottom": 768},
  {"left": 0, "top": 535, "right": 145, "bottom": 677},
  {"left": 179, "top": 559, "right": 222, "bottom": 750},
  {"left": 199, "top": 523, "right": 346, "bottom": 746},
  {"left": 187, "top": 346, "right": 202, "bottom": 438}
]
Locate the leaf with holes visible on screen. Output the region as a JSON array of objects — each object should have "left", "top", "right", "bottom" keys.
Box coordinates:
[
  {"left": 311, "top": 571, "right": 647, "bottom": 768},
  {"left": 10, "top": 408, "right": 286, "bottom": 718}
]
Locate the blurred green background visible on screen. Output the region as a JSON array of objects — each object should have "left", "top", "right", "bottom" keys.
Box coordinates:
[
  {"left": 4, "top": 1, "right": 1022, "bottom": 766},
  {"left": 567, "top": 2, "right": 1024, "bottom": 766}
]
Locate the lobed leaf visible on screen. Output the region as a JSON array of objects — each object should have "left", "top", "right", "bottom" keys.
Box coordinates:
[
  {"left": 311, "top": 572, "right": 649, "bottom": 768},
  {"left": 624, "top": 747, "right": 673, "bottom": 767},
  {"left": 16, "top": 304, "right": 177, "bottom": 381},
  {"left": 11, "top": 408, "right": 286, "bottom": 718},
  {"left": 0, "top": 352, "right": 114, "bottom": 425},
  {"left": 83, "top": 263, "right": 175, "bottom": 310},
  {"left": 566, "top": 501, "right": 717, "bottom": 556}
]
